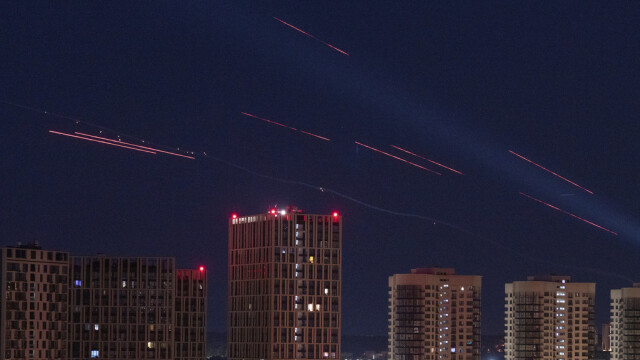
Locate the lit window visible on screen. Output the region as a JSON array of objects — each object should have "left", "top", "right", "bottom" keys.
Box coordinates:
[
  {"left": 309, "top": 256, "right": 314, "bottom": 264},
  {"left": 122, "top": 281, "right": 126, "bottom": 288},
  {"left": 325, "top": 288, "right": 329, "bottom": 295},
  {"left": 147, "top": 342, "right": 155, "bottom": 349},
  {"left": 91, "top": 350, "right": 99, "bottom": 358},
  {"left": 316, "top": 304, "right": 321, "bottom": 311},
  {"left": 308, "top": 304, "right": 314, "bottom": 311},
  {"left": 74, "top": 280, "right": 82, "bottom": 287},
  {"left": 94, "top": 324, "right": 99, "bottom": 331}
]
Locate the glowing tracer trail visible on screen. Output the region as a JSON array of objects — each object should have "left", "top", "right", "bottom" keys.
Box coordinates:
[
  {"left": 520, "top": 192, "right": 617, "bottom": 235},
  {"left": 299, "top": 130, "right": 330, "bottom": 141},
  {"left": 75, "top": 132, "right": 195, "bottom": 159},
  {"left": 49, "top": 130, "right": 156, "bottom": 154},
  {"left": 273, "top": 17, "right": 350, "bottom": 56},
  {"left": 241, "top": 112, "right": 330, "bottom": 141},
  {"left": 355, "top": 141, "right": 441, "bottom": 175},
  {"left": 241, "top": 112, "right": 293, "bottom": 130},
  {"left": 510, "top": 150, "right": 593, "bottom": 194},
  {"left": 391, "top": 145, "right": 464, "bottom": 175}
]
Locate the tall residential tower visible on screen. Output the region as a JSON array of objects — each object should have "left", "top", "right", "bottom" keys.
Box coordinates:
[
  {"left": 0, "top": 244, "right": 70, "bottom": 360},
  {"left": 504, "top": 275, "right": 595, "bottom": 360},
  {"left": 68, "top": 255, "right": 207, "bottom": 360},
  {"left": 610, "top": 283, "right": 640, "bottom": 360},
  {"left": 228, "top": 207, "right": 342, "bottom": 360},
  {"left": 388, "top": 267, "right": 482, "bottom": 360}
]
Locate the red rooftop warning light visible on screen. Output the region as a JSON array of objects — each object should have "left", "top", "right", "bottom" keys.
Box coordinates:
[
  {"left": 333, "top": 212, "right": 339, "bottom": 217},
  {"left": 270, "top": 209, "right": 277, "bottom": 214},
  {"left": 231, "top": 214, "right": 237, "bottom": 219},
  {"left": 199, "top": 266, "right": 205, "bottom": 272}
]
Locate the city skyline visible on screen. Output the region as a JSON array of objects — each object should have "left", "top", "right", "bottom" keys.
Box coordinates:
[{"left": 2, "top": 1, "right": 639, "bottom": 338}]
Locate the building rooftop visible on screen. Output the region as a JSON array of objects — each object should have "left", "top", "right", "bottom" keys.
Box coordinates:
[{"left": 411, "top": 267, "right": 455, "bottom": 275}]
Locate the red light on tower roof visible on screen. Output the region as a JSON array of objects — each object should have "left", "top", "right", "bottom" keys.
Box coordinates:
[
  {"left": 199, "top": 266, "right": 205, "bottom": 272},
  {"left": 270, "top": 209, "right": 276, "bottom": 214},
  {"left": 333, "top": 212, "right": 339, "bottom": 217},
  {"left": 231, "top": 214, "right": 237, "bottom": 219}
]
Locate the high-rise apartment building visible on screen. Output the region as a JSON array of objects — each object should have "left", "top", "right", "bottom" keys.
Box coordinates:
[
  {"left": 0, "top": 244, "right": 206, "bottom": 360},
  {"left": 68, "top": 255, "right": 207, "bottom": 360},
  {"left": 175, "top": 268, "right": 207, "bottom": 360},
  {"left": 228, "top": 207, "right": 342, "bottom": 360},
  {"left": 388, "top": 267, "right": 482, "bottom": 360},
  {"left": 610, "top": 283, "right": 640, "bottom": 359},
  {"left": 504, "top": 275, "right": 595, "bottom": 360},
  {"left": 601, "top": 323, "right": 611, "bottom": 352},
  {"left": 0, "top": 244, "right": 70, "bottom": 360}
]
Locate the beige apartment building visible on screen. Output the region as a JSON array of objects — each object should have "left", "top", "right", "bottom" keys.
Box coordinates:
[
  {"left": 0, "top": 244, "right": 70, "bottom": 360},
  {"left": 388, "top": 267, "right": 482, "bottom": 360},
  {"left": 504, "top": 275, "right": 595, "bottom": 360},
  {"left": 228, "top": 207, "right": 342, "bottom": 360},
  {"left": 601, "top": 323, "right": 611, "bottom": 352},
  {"left": 610, "top": 284, "right": 640, "bottom": 359}
]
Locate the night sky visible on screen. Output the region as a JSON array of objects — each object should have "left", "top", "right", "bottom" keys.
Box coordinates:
[{"left": 2, "top": 2, "right": 639, "bottom": 336}]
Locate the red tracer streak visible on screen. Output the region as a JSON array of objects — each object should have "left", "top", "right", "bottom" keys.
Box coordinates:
[
  {"left": 241, "top": 112, "right": 292, "bottom": 129},
  {"left": 299, "top": 130, "right": 330, "bottom": 142},
  {"left": 355, "top": 141, "right": 441, "bottom": 175},
  {"left": 49, "top": 130, "right": 156, "bottom": 154},
  {"left": 520, "top": 192, "right": 617, "bottom": 235},
  {"left": 510, "top": 150, "right": 593, "bottom": 194},
  {"left": 391, "top": 145, "right": 464, "bottom": 175},
  {"left": 241, "top": 112, "right": 330, "bottom": 141},
  {"left": 75, "top": 132, "right": 195, "bottom": 159},
  {"left": 273, "top": 17, "right": 350, "bottom": 56}
]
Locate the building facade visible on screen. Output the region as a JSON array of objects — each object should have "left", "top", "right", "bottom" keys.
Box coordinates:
[
  {"left": 0, "top": 245, "right": 206, "bottom": 360},
  {"left": 68, "top": 255, "right": 207, "bottom": 360},
  {"left": 601, "top": 323, "right": 610, "bottom": 352},
  {"left": 228, "top": 207, "right": 342, "bottom": 360},
  {"left": 504, "top": 275, "right": 595, "bottom": 360},
  {"left": 388, "top": 267, "right": 482, "bottom": 360},
  {"left": 175, "top": 268, "right": 207, "bottom": 360},
  {"left": 0, "top": 244, "right": 70, "bottom": 360},
  {"left": 610, "top": 284, "right": 640, "bottom": 360}
]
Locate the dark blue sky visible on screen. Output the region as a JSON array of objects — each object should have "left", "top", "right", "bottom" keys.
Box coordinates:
[{"left": 2, "top": 1, "right": 639, "bottom": 335}]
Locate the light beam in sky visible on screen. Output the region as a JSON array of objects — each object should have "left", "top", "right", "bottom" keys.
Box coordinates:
[
  {"left": 520, "top": 192, "right": 617, "bottom": 235},
  {"left": 273, "top": 17, "right": 350, "bottom": 56},
  {"left": 355, "top": 141, "right": 441, "bottom": 175},
  {"left": 510, "top": 150, "right": 593, "bottom": 194},
  {"left": 391, "top": 145, "right": 464, "bottom": 175}
]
